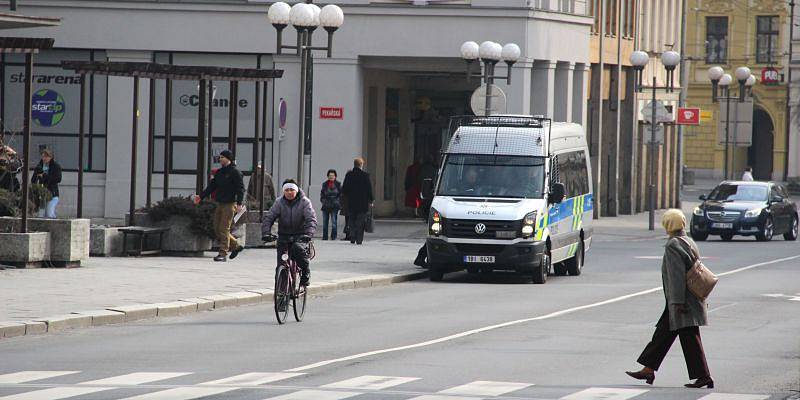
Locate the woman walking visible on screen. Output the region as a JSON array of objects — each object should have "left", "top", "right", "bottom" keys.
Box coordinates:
[
  {"left": 31, "top": 149, "right": 62, "bottom": 218},
  {"left": 320, "top": 169, "right": 342, "bottom": 240},
  {"left": 626, "top": 209, "right": 713, "bottom": 389}
]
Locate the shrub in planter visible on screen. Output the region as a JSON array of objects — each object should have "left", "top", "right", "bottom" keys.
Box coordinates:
[
  {"left": 0, "top": 185, "right": 50, "bottom": 218},
  {"left": 139, "top": 196, "right": 217, "bottom": 240}
]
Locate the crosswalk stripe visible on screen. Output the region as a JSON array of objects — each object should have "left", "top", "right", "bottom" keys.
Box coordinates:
[
  {"left": 0, "top": 387, "right": 107, "bottom": 400},
  {"left": 264, "top": 390, "right": 361, "bottom": 400},
  {"left": 439, "top": 380, "right": 532, "bottom": 396},
  {"left": 321, "top": 375, "right": 419, "bottom": 391},
  {"left": 200, "top": 372, "right": 304, "bottom": 386},
  {"left": 0, "top": 371, "right": 79, "bottom": 384},
  {"left": 408, "top": 396, "right": 481, "bottom": 400},
  {"left": 560, "top": 387, "right": 648, "bottom": 400},
  {"left": 80, "top": 372, "right": 190, "bottom": 386},
  {"left": 119, "top": 387, "right": 237, "bottom": 400},
  {"left": 698, "top": 394, "right": 769, "bottom": 400}
]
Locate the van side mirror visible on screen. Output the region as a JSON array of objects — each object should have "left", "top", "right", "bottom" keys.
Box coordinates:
[
  {"left": 421, "top": 178, "right": 434, "bottom": 199},
  {"left": 549, "top": 182, "right": 566, "bottom": 204},
  {"left": 699, "top": 194, "right": 707, "bottom": 201}
]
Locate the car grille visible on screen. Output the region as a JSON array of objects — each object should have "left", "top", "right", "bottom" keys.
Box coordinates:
[
  {"left": 707, "top": 211, "right": 741, "bottom": 222},
  {"left": 455, "top": 244, "right": 505, "bottom": 254},
  {"left": 445, "top": 219, "right": 521, "bottom": 239}
]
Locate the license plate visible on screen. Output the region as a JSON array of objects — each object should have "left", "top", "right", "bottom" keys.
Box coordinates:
[
  {"left": 464, "top": 256, "right": 495, "bottom": 263},
  {"left": 495, "top": 231, "right": 516, "bottom": 239},
  {"left": 712, "top": 223, "right": 733, "bottom": 229}
]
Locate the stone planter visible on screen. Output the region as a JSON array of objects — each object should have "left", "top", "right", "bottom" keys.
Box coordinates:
[
  {"left": 0, "top": 232, "right": 50, "bottom": 268},
  {"left": 132, "top": 213, "right": 212, "bottom": 256},
  {"left": 90, "top": 227, "right": 124, "bottom": 257},
  {"left": 0, "top": 217, "right": 89, "bottom": 267}
]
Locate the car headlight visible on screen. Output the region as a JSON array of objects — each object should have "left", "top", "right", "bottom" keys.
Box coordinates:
[
  {"left": 744, "top": 208, "right": 763, "bottom": 218},
  {"left": 693, "top": 207, "right": 704, "bottom": 216},
  {"left": 430, "top": 208, "right": 442, "bottom": 235}
]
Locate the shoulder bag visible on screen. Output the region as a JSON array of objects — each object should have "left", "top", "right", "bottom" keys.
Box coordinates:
[{"left": 676, "top": 236, "right": 718, "bottom": 301}]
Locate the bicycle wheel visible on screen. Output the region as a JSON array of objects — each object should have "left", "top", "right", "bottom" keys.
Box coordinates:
[
  {"left": 274, "top": 265, "right": 290, "bottom": 324},
  {"left": 293, "top": 277, "right": 307, "bottom": 322}
]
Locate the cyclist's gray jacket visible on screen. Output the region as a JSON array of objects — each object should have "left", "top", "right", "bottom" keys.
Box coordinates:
[{"left": 262, "top": 191, "right": 317, "bottom": 237}]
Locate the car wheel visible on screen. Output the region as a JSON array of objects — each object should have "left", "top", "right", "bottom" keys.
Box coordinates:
[
  {"left": 565, "top": 240, "right": 584, "bottom": 276},
  {"left": 429, "top": 268, "right": 444, "bottom": 282},
  {"left": 691, "top": 227, "right": 708, "bottom": 241},
  {"left": 756, "top": 217, "right": 774, "bottom": 242},
  {"left": 553, "top": 263, "right": 568, "bottom": 276},
  {"left": 784, "top": 216, "right": 798, "bottom": 241},
  {"left": 720, "top": 234, "right": 734, "bottom": 241}
]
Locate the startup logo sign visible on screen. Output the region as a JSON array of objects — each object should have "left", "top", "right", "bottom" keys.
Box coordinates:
[{"left": 31, "top": 89, "right": 66, "bottom": 127}]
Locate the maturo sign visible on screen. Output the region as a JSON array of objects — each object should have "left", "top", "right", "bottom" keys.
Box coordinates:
[
  {"left": 676, "top": 107, "right": 700, "bottom": 125},
  {"left": 320, "top": 107, "right": 344, "bottom": 120}
]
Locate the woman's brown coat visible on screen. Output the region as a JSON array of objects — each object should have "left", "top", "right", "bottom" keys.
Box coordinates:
[{"left": 662, "top": 232, "right": 708, "bottom": 331}]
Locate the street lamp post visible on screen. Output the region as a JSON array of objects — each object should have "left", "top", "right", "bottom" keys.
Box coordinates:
[
  {"left": 707, "top": 66, "right": 755, "bottom": 180},
  {"left": 460, "top": 41, "right": 521, "bottom": 116},
  {"left": 630, "top": 50, "right": 681, "bottom": 231},
  {"left": 268, "top": 1, "right": 344, "bottom": 191}
]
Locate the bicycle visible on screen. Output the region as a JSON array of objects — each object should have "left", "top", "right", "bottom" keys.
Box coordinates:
[{"left": 264, "top": 234, "right": 314, "bottom": 324}]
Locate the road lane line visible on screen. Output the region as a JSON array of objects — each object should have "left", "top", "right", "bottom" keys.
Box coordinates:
[
  {"left": 263, "top": 390, "right": 361, "bottom": 400},
  {"left": 708, "top": 302, "right": 738, "bottom": 313},
  {"left": 0, "top": 372, "right": 79, "bottom": 384},
  {"left": 286, "top": 254, "right": 800, "bottom": 373},
  {"left": 697, "top": 394, "right": 769, "bottom": 400},
  {"left": 560, "top": 387, "right": 648, "bottom": 399},
  {"left": 439, "top": 380, "right": 532, "bottom": 396},
  {"left": 407, "top": 396, "right": 481, "bottom": 400},
  {"left": 200, "top": 372, "right": 304, "bottom": 386},
  {"left": 321, "top": 375, "right": 419, "bottom": 390},
  {"left": 0, "top": 387, "right": 108, "bottom": 400},
  {"left": 80, "top": 372, "right": 189, "bottom": 386}
]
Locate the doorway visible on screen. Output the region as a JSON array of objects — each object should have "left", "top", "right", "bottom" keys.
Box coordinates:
[{"left": 748, "top": 108, "right": 774, "bottom": 181}]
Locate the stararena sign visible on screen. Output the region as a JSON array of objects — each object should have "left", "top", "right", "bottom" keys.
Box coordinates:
[{"left": 31, "top": 89, "right": 66, "bottom": 127}]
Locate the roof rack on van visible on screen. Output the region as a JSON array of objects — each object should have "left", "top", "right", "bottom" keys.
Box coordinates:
[{"left": 444, "top": 115, "right": 553, "bottom": 157}]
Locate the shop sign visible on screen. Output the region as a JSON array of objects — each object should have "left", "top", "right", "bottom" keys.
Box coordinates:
[
  {"left": 320, "top": 107, "right": 343, "bottom": 120},
  {"left": 761, "top": 67, "right": 780, "bottom": 85},
  {"left": 676, "top": 107, "right": 700, "bottom": 125}
]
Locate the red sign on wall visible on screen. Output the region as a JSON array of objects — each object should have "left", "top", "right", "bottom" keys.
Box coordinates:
[
  {"left": 761, "top": 67, "right": 780, "bottom": 85},
  {"left": 676, "top": 107, "right": 700, "bottom": 125},
  {"left": 320, "top": 107, "right": 344, "bottom": 120}
]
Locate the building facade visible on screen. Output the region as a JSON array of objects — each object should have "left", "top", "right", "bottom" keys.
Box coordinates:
[
  {"left": 685, "top": 0, "right": 791, "bottom": 181},
  {"left": 3, "top": 0, "right": 593, "bottom": 219}
]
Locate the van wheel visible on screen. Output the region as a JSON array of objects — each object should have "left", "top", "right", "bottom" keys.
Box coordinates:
[
  {"left": 553, "top": 263, "right": 568, "bottom": 276},
  {"left": 429, "top": 269, "right": 444, "bottom": 282},
  {"left": 565, "top": 241, "right": 584, "bottom": 276},
  {"left": 532, "top": 251, "right": 549, "bottom": 284}
]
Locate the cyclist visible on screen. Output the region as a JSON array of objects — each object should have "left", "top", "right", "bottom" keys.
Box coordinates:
[{"left": 262, "top": 179, "right": 317, "bottom": 286}]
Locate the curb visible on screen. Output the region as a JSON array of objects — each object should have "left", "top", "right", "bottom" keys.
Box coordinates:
[{"left": 0, "top": 269, "right": 427, "bottom": 339}]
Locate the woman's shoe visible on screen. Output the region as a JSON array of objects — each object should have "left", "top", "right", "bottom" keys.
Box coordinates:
[
  {"left": 684, "top": 376, "right": 714, "bottom": 389},
  {"left": 625, "top": 370, "right": 655, "bottom": 385}
]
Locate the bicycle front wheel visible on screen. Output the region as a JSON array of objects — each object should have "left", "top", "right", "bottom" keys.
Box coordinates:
[
  {"left": 293, "top": 280, "right": 307, "bottom": 322},
  {"left": 274, "top": 266, "right": 290, "bottom": 324}
]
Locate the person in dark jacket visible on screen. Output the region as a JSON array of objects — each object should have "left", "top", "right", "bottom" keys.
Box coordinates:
[
  {"left": 199, "top": 149, "right": 245, "bottom": 262},
  {"left": 341, "top": 158, "right": 374, "bottom": 245},
  {"left": 31, "top": 149, "right": 62, "bottom": 218},
  {"left": 320, "top": 169, "right": 342, "bottom": 240},
  {"left": 626, "top": 209, "right": 713, "bottom": 389},
  {"left": 262, "top": 179, "right": 317, "bottom": 286}
]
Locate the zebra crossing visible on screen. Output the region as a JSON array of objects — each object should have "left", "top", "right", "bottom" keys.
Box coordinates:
[{"left": 0, "top": 371, "right": 774, "bottom": 400}]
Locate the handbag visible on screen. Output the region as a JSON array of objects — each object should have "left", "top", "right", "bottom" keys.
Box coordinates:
[
  {"left": 677, "top": 237, "right": 718, "bottom": 301},
  {"left": 365, "top": 205, "right": 375, "bottom": 233}
]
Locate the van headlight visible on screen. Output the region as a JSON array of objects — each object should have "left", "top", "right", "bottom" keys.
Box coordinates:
[
  {"left": 522, "top": 211, "right": 536, "bottom": 238},
  {"left": 693, "top": 207, "right": 704, "bottom": 216},
  {"left": 430, "top": 208, "right": 442, "bottom": 236},
  {"left": 744, "top": 208, "right": 763, "bottom": 218}
]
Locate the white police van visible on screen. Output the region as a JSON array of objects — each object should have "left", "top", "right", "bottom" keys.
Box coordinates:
[{"left": 425, "top": 115, "right": 593, "bottom": 283}]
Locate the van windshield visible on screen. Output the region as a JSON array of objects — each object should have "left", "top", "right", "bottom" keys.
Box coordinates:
[{"left": 437, "top": 154, "right": 545, "bottom": 198}]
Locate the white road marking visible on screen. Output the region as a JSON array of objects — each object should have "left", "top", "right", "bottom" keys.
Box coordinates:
[
  {"left": 263, "top": 390, "right": 361, "bottom": 400},
  {"left": 0, "top": 372, "right": 79, "bottom": 384},
  {"left": 285, "top": 254, "right": 800, "bottom": 373},
  {"left": 407, "top": 396, "right": 481, "bottom": 400},
  {"left": 200, "top": 372, "right": 304, "bottom": 386},
  {"left": 708, "top": 302, "right": 738, "bottom": 313},
  {"left": 0, "top": 387, "right": 107, "bottom": 400},
  {"left": 439, "top": 380, "right": 532, "bottom": 396},
  {"left": 697, "top": 394, "right": 769, "bottom": 400},
  {"left": 560, "top": 387, "right": 648, "bottom": 399},
  {"left": 80, "top": 372, "right": 189, "bottom": 386},
  {"left": 321, "top": 375, "right": 419, "bottom": 390},
  {"left": 119, "top": 387, "right": 237, "bottom": 400}
]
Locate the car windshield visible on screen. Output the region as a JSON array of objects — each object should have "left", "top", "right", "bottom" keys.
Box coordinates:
[
  {"left": 437, "top": 154, "right": 545, "bottom": 198},
  {"left": 707, "top": 184, "right": 768, "bottom": 202}
]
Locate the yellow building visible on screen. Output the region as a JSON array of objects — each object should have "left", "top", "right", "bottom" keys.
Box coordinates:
[{"left": 685, "top": 0, "right": 790, "bottom": 181}]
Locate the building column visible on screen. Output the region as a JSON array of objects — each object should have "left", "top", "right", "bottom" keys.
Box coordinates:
[
  {"left": 573, "top": 63, "right": 590, "bottom": 126},
  {"left": 554, "top": 62, "right": 574, "bottom": 122},
  {"left": 619, "top": 67, "right": 638, "bottom": 214},
  {"left": 589, "top": 63, "right": 604, "bottom": 218},
  {"left": 789, "top": 68, "right": 800, "bottom": 181},
  {"left": 531, "top": 60, "right": 557, "bottom": 117}
]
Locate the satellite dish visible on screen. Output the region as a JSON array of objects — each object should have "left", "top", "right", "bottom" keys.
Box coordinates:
[{"left": 470, "top": 85, "right": 507, "bottom": 116}]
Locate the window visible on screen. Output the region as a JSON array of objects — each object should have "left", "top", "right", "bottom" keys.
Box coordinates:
[
  {"left": 555, "top": 150, "right": 590, "bottom": 198},
  {"left": 706, "top": 17, "right": 728, "bottom": 63},
  {"left": 756, "top": 16, "right": 780, "bottom": 64}
]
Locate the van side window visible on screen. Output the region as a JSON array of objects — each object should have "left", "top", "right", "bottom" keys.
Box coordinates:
[{"left": 556, "top": 151, "right": 590, "bottom": 198}]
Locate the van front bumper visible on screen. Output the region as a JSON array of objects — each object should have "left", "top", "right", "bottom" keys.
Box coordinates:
[{"left": 426, "top": 238, "right": 546, "bottom": 273}]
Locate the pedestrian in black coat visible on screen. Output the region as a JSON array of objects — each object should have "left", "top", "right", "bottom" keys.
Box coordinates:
[
  {"left": 199, "top": 149, "right": 246, "bottom": 262},
  {"left": 31, "top": 149, "right": 62, "bottom": 218},
  {"left": 341, "top": 158, "right": 374, "bottom": 245}
]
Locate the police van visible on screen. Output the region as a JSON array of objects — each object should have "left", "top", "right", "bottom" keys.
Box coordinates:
[{"left": 425, "top": 115, "right": 593, "bottom": 283}]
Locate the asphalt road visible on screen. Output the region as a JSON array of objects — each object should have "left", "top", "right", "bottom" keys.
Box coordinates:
[{"left": 1, "top": 230, "right": 799, "bottom": 400}]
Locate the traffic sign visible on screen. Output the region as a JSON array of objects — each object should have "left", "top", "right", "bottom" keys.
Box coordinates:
[
  {"left": 676, "top": 107, "right": 700, "bottom": 125},
  {"left": 641, "top": 100, "right": 672, "bottom": 123}
]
